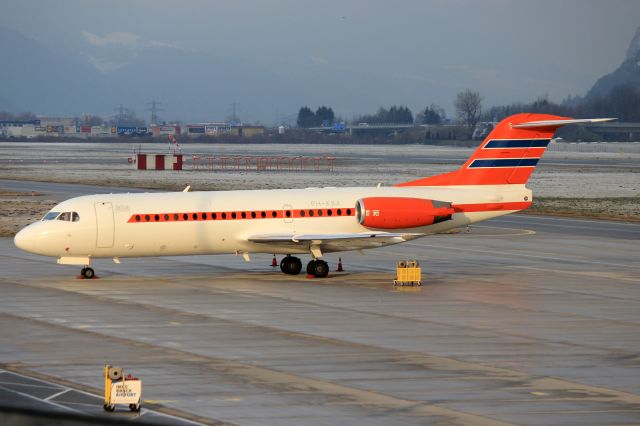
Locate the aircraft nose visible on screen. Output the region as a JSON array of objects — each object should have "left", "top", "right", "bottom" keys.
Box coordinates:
[{"left": 14, "top": 226, "right": 37, "bottom": 253}]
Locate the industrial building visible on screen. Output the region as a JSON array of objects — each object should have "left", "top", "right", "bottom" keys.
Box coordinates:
[{"left": 1, "top": 116, "right": 265, "bottom": 140}]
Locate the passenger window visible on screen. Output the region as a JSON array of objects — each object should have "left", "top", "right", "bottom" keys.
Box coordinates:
[{"left": 72, "top": 212, "right": 80, "bottom": 222}]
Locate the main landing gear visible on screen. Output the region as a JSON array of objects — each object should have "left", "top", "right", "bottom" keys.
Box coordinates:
[
  {"left": 280, "top": 256, "right": 302, "bottom": 275},
  {"left": 279, "top": 255, "right": 329, "bottom": 278},
  {"left": 306, "top": 259, "right": 329, "bottom": 278},
  {"left": 80, "top": 267, "right": 95, "bottom": 279}
]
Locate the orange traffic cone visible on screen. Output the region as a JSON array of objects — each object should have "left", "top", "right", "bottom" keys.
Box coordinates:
[
  {"left": 271, "top": 255, "right": 278, "bottom": 267},
  {"left": 337, "top": 257, "right": 344, "bottom": 272}
]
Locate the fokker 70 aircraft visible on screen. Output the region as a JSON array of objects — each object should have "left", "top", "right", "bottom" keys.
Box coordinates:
[{"left": 14, "top": 114, "right": 612, "bottom": 278}]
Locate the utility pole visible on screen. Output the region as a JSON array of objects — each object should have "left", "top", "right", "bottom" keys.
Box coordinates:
[
  {"left": 114, "top": 104, "right": 127, "bottom": 124},
  {"left": 228, "top": 101, "right": 240, "bottom": 124},
  {"left": 145, "top": 100, "right": 163, "bottom": 125}
]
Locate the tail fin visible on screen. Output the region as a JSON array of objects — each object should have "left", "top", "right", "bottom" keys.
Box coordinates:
[{"left": 397, "top": 113, "right": 614, "bottom": 187}]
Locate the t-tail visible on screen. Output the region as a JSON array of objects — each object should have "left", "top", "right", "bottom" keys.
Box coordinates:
[{"left": 397, "top": 113, "right": 614, "bottom": 187}]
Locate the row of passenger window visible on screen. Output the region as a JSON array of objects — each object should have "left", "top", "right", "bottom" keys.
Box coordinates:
[
  {"left": 132, "top": 208, "right": 353, "bottom": 223},
  {"left": 43, "top": 211, "right": 80, "bottom": 222}
]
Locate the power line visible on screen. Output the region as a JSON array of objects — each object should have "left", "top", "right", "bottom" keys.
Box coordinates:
[
  {"left": 228, "top": 101, "right": 240, "bottom": 123},
  {"left": 113, "top": 104, "right": 130, "bottom": 124},
  {"left": 145, "top": 100, "right": 163, "bottom": 124}
]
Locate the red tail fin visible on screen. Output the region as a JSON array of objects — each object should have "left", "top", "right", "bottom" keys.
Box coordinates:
[{"left": 397, "top": 113, "right": 612, "bottom": 187}]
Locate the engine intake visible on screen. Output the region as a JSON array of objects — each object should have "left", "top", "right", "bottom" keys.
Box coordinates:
[{"left": 356, "top": 197, "right": 454, "bottom": 229}]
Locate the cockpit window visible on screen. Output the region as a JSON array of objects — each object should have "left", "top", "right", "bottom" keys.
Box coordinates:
[
  {"left": 43, "top": 211, "right": 60, "bottom": 221},
  {"left": 53, "top": 211, "right": 80, "bottom": 222}
]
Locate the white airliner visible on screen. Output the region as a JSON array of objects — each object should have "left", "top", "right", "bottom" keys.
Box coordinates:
[{"left": 14, "top": 114, "right": 612, "bottom": 278}]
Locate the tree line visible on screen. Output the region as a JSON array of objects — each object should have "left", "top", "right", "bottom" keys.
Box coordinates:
[
  {"left": 296, "top": 93, "right": 477, "bottom": 129},
  {"left": 354, "top": 105, "right": 414, "bottom": 124},
  {"left": 296, "top": 81, "right": 640, "bottom": 131},
  {"left": 482, "top": 84, "right": 640, "bottom": 123},
  {"left": 296, "top": 106, "right": 335, "bottom": 128}
]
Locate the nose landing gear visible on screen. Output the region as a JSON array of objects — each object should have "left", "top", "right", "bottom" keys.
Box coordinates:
[{"left": 80, "top": 267, "right": 95, "bottom": 279}]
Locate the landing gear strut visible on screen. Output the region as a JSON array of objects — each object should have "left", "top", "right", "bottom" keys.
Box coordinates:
[
  {"left": 280, "top": 256, "right": 302, "bottom": 275},
  {"left": 306, "top": 259, "right": 329, "bottom": 278},
  {"left": 80, "top": 267, "right": 95, "bottom": 279}
]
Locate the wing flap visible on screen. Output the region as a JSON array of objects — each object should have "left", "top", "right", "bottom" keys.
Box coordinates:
[{"left": 247, "top": 232, "right": 424, "bottom": 252}]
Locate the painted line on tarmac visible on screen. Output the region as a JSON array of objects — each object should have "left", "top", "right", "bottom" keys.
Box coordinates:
[
  {"left": 510, "top": 265, "right": 640, "bottom": 284},
  {"left": 455, "top": 225, "right": 536, "bottom": 237},
  {"left": 0, "top": 369, "right": 208, "bottom": 426},
  {"left": 496, "top": 216, "right": 640, "bottom": 233},
  {"left": 404, "top": 240, "right": 640, "bottom": 271},
  {"left": 0, "top": 383, "right": 80, "bottom": 413}
]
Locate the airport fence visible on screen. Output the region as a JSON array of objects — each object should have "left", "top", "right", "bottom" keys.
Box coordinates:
[{"left": 188, "top": 155, "right": 336, "bottom": 172}]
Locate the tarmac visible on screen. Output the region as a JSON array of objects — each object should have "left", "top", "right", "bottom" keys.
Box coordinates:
[{"left": 1, "top": 204, "right": 639, "bottom": 425}]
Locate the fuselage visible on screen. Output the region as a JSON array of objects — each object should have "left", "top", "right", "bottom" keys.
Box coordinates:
[{"left": 14, "top": 184, "right": 531, "bottom": 261}]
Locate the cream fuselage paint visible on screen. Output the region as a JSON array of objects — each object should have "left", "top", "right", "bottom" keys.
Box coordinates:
[{"left": 16, "top": 184, "right": 530, "bottom": 262}]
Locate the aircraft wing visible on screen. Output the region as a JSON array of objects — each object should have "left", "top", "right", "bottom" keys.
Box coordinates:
[{"left": 247, "top": 232, "right": 424, "bottom": 253}]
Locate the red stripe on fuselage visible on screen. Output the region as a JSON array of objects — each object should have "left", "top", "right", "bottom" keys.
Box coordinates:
[
  {"left": 127, "top": 201, "right": 531, "bottom": 224},
  {"left": 127, "top": 207, "right": 356, "bottom": 223}
]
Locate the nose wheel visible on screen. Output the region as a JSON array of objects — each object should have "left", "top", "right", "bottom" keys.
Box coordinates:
[
  {"left": 306, "top": 259, "right": 329, "bottom": 278},
  {"left": 80, "top": 267, "right": 95, "bottom": 279}
]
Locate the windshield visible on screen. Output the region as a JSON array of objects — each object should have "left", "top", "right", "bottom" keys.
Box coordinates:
[{"left": 43, "top": 211, "right": 60, "bottom": 221}]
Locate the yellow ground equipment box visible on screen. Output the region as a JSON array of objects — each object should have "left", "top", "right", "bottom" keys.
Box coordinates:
[
  {"left": 394, "top": 260, "right": 422, "bottom": 286},
  {"left": 103, "top": 365, "right": 142, "bottom": 412}
]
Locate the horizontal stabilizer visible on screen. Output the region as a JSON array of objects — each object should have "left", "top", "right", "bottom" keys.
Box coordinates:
[{"left": 512, "top": 118, "right": 616, "bottom": 129}]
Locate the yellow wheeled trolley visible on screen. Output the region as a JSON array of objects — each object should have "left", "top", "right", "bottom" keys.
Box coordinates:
[
  {"left": 394, "top": 260, "right": 422, "bottom": 286},
  {"left": 103, "top": 365, "right": 142, "bottom": 412}
]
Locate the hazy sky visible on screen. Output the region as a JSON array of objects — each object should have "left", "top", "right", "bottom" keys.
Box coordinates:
[{"left": 2, "top": 0, "right": 639, "bottom": 119}]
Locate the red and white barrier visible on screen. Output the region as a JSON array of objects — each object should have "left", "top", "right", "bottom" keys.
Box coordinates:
[{"left": 135, "top": 154, "right": 183, "bottom": 170}]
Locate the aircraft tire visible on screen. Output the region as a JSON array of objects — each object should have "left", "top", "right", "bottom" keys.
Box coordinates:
[
  {"left": 306, "top": 260, "right": 317, "bottom": 275},
  {"left": 312, "top": 260, "right": 329, "bottom": 278},
  {"left": 280, "top": 256, "right": 302, "bottom": 275},
  {"left": 82, "top": 267, "right": 95, "bottom": 279}
]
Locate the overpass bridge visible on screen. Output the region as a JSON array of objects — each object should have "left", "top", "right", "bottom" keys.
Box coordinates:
[
  {"left": 586, "top": 121, "right": 640, "bottom": 133},
  {"left": 307, "top": 123, "right": 416, "bottom": 134}
]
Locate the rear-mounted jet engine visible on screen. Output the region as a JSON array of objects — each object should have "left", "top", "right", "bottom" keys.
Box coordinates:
[{"left": 355, "top": 197, "right": 455, "bottom": 229}]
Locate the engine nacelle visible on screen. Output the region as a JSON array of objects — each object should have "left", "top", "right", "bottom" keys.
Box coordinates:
[{"left": 355, "top": 197, "right": 454, "bottom": 229}]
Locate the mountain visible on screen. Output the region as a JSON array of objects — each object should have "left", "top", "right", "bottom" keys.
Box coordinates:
[
  {"left": 586, "top": 26, "right": 640, "bottom": 99},
  {"left": 0, "top": 27, "right": 105, "bottom": 116},
  {"left": 0, "top": 27, "right": 314, "bottom": 123}
]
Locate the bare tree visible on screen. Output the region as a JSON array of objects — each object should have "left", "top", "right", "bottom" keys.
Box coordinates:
[{"left": 455, "top": 89, "right": 482, "bottom": 127}]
